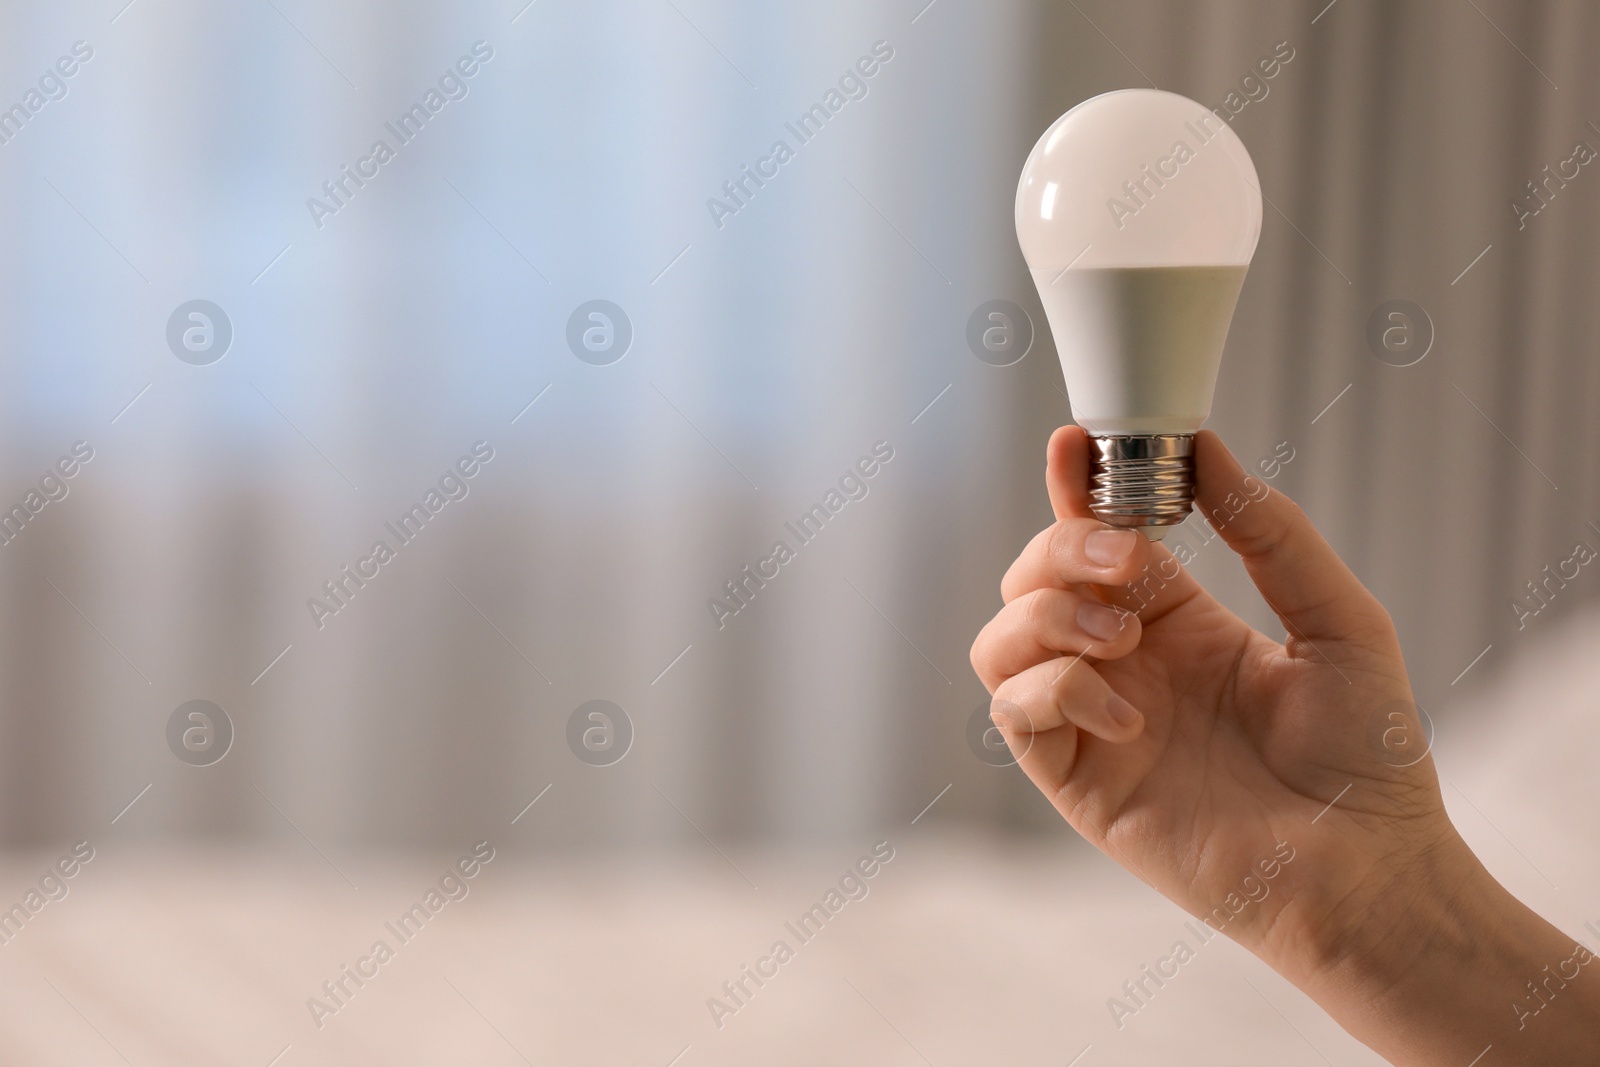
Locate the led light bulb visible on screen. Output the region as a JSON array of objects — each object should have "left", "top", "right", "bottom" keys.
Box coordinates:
[{"left": 1016, "top": 89, "right": 1262, "bottom": 538}]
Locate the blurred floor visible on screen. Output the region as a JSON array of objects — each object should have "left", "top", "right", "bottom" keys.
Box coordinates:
[
  {"left": 0, "top": 835, "right": 1390, "bottom": 1067},
  {"left": 3, "top": 605, "right": 1595, "bottom": 1066}
]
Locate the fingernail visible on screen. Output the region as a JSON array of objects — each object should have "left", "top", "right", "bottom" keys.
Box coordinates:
[
  {"left": 1105, "top": 693, "right": 1141, "bottom": 729},
  {"left": 1085, "top": 529, "right": 1137, "bottom": 568},
  {"left": 1077, "top": 600, "right": 1126, "bottom": 642},
  {"left": 989, "top": 702, "right": 1013, "bottom": 730}
]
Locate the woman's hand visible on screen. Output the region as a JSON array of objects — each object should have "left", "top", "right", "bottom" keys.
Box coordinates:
[{"left": 970, "top": 426, "right": 1600, "bottom": 1065}]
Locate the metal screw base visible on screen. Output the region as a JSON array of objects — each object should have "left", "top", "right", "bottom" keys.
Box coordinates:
[{"left": 1086, "top": 433, "right": 1196, "bottom": 537}]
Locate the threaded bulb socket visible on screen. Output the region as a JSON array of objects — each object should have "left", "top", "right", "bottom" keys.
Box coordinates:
[{"left": 1086, "top": 433, "right": 1195, "bottom": 537}]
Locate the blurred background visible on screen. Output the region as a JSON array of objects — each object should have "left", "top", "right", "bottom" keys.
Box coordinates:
[{"left": 0, "top": 0, "right": 1596, "bottom": 1063}]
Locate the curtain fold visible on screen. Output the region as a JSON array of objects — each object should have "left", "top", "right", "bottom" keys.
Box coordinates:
[{"left": 0, "top": 0, "right": 1592, "bottom": 848}]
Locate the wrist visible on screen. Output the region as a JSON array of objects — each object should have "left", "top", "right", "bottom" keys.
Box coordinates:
[
  {"left": 1274, "top": 822, "right": 1600, "bottom": 1065},
  {"left": 1299, "top": 821, "right": 1484, "bottom": 988}
]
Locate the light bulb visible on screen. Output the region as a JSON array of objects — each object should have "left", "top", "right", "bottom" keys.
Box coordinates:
[{"left": 1016, "top": 89, "right": 1262, "bottom": 538}]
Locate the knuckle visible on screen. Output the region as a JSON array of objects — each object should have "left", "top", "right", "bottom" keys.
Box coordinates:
[
  {"left": 1368, "top": 600, "right": 1400, "bottom": 643},
  {"left": 1045, "top": 519, "right": 1078, "bottom": 571},
  {"left": 1018, "top": 587, "right": 1056, "bottom": 631},
  {"left": 1001, "top": 527, "right": 1052, "bottom": 602},
  {"left": 1232, "top": 505, "right": 1296, "bottom": 563},
  {"left": 1045, "top": 653, "right": 1085, "bottom": 702},
  {"left": 969, "top": 622, "right": 997, "bottom": 674},
  {"left": 999, "top": 559, "right": 1026, "bottom": 603}
]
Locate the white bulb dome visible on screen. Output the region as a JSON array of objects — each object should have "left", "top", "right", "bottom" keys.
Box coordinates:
[
  {"left": 1015, "top": 89, "right": 1264, "bottom": 440},
  {"left": 1016, "top": 88, "right": 1262, "bottom": 270}
]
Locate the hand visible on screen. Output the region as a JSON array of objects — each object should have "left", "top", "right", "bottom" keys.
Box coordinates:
[
  {"left": 970, "top": 426, "right": 1600, "bottom": 1065},
  {"left": 971, "top": 426, "right": 1439, "bottom": 965}
]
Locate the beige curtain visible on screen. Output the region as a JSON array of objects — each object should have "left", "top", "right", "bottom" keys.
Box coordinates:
[{"left": 0, "top": 0, "right": 1592, "bottom": 849}]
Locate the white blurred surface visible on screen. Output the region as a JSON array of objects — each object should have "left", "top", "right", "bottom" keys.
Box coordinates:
[
  {"left": 0, "top": 838, "right": 1381, "bottom": 1066},
  {"left": 1, "top": 605, "right": 1593, "bottom": 1065}
]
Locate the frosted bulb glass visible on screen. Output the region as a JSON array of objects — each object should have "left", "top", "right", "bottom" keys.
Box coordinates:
[{"left": 1016, "top": 89, "right": 1263, "bottom": 537}]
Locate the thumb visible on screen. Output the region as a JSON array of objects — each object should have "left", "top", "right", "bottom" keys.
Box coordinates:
[{"left": 1193, "top": 431, "right": 1393, "bottom": 654}]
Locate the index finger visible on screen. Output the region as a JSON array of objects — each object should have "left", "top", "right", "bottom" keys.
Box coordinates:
[
  {"left": 1046, "top": 425, "right": 1094, "bottom": 521},
  {"left": 1038, "top": 424, "right": 1206, "bottom": 623}
]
